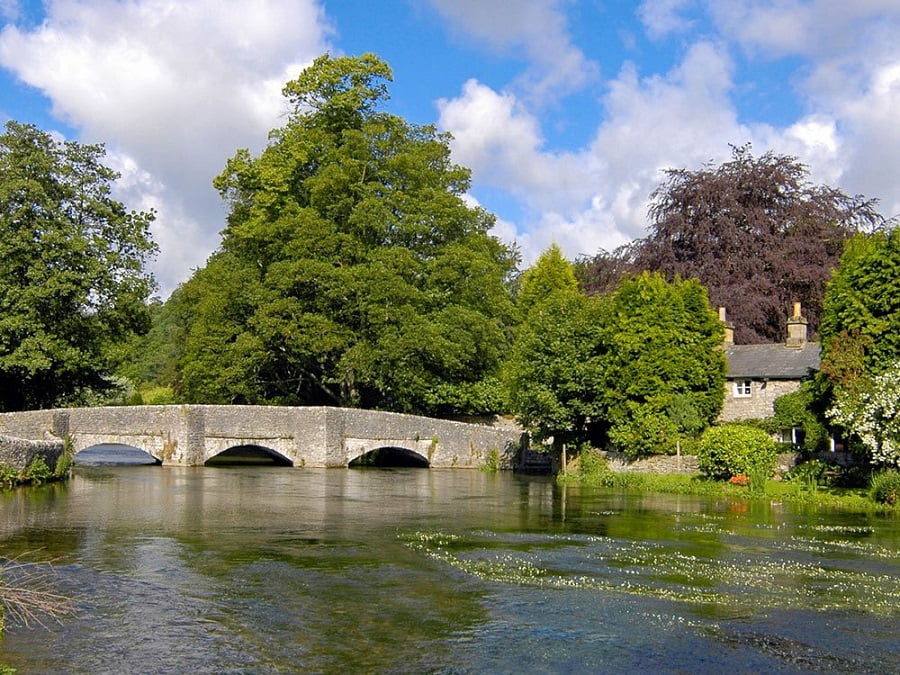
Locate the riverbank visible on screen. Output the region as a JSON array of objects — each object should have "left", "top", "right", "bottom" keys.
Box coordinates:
[
  {"left": 0, "top": 434, "right": 70, "bottom": 487},
  {"left": 557, "top": 453, "right": 898, "bottom": 513}
]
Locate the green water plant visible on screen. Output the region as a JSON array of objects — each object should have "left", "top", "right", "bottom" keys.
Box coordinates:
[
  {"left": 870, "top": 470, "right": 900, "bottom": 505},
  {"left": 480, "top": 447, "right": 501, "bottom": 473}
]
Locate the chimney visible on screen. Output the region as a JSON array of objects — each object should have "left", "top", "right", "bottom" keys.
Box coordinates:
[
  {"left": 719, "top": 307, "right": 734, "bottom": 346},
  {"left": 786, "top": 301, "right": 808, "bottom": 348}
]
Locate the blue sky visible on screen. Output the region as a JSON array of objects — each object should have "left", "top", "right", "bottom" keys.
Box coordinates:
[{"left": 2, "top": 1, "right": 900, "bottom": 296}]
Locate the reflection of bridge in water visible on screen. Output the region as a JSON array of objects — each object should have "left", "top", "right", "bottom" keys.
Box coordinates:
[{"left": 0, "top": 405, "right": 524, "bottom": 469}]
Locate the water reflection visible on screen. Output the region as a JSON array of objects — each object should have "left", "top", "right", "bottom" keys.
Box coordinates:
[
  {"left": 74, "top": 443, "right": 160, "bottom": 466},
  {"left": 1, "top": 468, "right": 898, "bottom": 673}
]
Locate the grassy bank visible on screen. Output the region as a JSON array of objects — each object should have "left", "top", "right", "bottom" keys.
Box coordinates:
[{"left": 558, "top": 453, "right": 898, "bottom": 513}]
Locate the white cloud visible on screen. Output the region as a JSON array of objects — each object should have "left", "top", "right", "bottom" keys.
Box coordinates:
[
  {"left": 0, "top": 0, "right": 332, "bottom": 295},
  {"left": 439, "top": 41, "right": 755, "bottom": 265},
  {"left": 638, "top": 0, "right": 698, "bottom": 39},
  {"left": 427, "top": 0, "right": 597, "bottom": 102}
]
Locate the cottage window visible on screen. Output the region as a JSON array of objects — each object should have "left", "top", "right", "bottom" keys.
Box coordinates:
[{"left": 733, "top": 380, "right": 752, "bottom": 397}]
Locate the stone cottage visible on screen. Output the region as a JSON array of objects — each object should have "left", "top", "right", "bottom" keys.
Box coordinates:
[{"left": 719, "top": 302, "right": 821, "bottom": 426}]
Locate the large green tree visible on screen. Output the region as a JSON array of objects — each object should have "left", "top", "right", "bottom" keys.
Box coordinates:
[
  {"left": 0, "top": 121, "right": 157, "bottom": 411},
  {"left": 819, "top": 227, "right": 900, "bottom": 466},
  {"left": 503, "top": 250, "right": 606, "bottom": 445},
  {"left": 504, "top": 265, "right": 725, "bottom": 455},
  {"left": 177, "top": 54, "right": 517, "bottom": 413},
  {"left": 600, "top": 272, "right": 726, "bottom": 455}
]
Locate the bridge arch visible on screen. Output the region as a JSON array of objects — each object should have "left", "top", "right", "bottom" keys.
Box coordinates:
[
  {"left": 75, "top": 442, "right": 161, "bottom": 466},
  {"left": 204, "top": 444, "right": 293, "bottom": 467},
  {"left": 348, "top": 446, "right": 430, "bottom": 468}
]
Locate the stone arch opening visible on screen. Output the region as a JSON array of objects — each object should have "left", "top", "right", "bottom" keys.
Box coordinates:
[
  {"left": 205, "top": 444, "right": 293, "bottom": 467},
  {"left": 75, "top": 443, "right": 162, "bottom": 466},
  {"left": 348, "top": 446, "right": 430, "bottom": 468}
]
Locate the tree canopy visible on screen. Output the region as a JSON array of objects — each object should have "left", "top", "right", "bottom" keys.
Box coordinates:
[
  {"left": 504, "top": 267, "right": 725, "bottom": 455},
  {"left": 582, "top": 145, "right": 882, "bottom": 343},
  {"left": 0, "top": 121, "right": 157, "bottom": 411},
  {"left": 820, "top": 227, "right": 900, "bottom": 380},
  {"left": 174, "top": 54, "right": 517, "bottom": 413},
  {"left": 503, "top": 251, "right": 604, "bottom": 444},
  {"left": 818, "top": 226, "right": 900, "bottom": 467}
]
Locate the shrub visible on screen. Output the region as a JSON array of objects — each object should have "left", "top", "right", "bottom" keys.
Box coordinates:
[
  {"left": 785, "top": 459, "right": 830, "bottom": 488},
  {"left": 565, "top": 448, "right": 617, "bottom": 487},
  {"left": 607, "top": 406, "right": 679, "bottom": 458},
  {"left": 870, "top": 470, "right": 900, "bottom": 505},
  {"left": 697, "top": 424, "right": 777, "bottom": 481}
]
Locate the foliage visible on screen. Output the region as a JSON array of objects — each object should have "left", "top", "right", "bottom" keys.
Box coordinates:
[
  {"left": 504, "top": 270, "right": 725, "bottom": 454},
  {"left": 600, "top": 272, "right": 726, "bottom": 456},
  {"left": 0, "top": 455, "right": 57, "bottom": 488},
  {"left": 827, "top": 362, "right": 900, "bottom": 468},
  {"left": 174, "top": 54, "right": 516, "bottom": 414},
  {"left": 480, "top": 447, "right": 501, "bottom": 473},
  {"left": 784, "top": 459, "right": 830, "bottom": 488},
  {"left": 114, "top": 297, "right": 186, "bottom": 395},
  {"left": 581, "top": 145, "right": 881, "bottom": 343},
  {"left": 573, "top": 447, "right": 616, "bottom": 486},
  {"left": 606, "top": 404, "right": 679, "bottom": 457},
  {"left": 0, "top": 121, "right": 157, "bottom": 411},
  {"left": 503, "top": 289, "right": 605, "bottom": 444},
  {"left": 820, "top": 227, "right": 900, "bottom": 381},
  {"left": 869, "top": 470, "right": 900, "bottom": 505},
  {"left": 767, "top": 382, "right": 829, "bottom": 453},
  {"left": 697, "top": 424, "right": 777, "bottom": 480},
  {"left": 131, "top": 385, "right": 178, "bottom": 406},
  {"left": 515, "top": 244, "right": 580, "bottom": 318}
]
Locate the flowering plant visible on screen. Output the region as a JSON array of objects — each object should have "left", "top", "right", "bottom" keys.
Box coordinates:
[
  {"left": 728, "top": 474, "right": 750, "bottom": 486},
  {"left": 827, "top": 361, "right": 900, "bottom": 469}
]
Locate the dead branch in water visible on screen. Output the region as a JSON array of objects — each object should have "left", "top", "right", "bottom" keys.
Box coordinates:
[{"left": 1, "top": 553, "right": 76, "bottom": 629}]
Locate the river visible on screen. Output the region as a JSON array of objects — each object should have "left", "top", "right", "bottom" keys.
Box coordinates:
[{"left": 1, "top": 464, "right": 899, "bottom": 673}]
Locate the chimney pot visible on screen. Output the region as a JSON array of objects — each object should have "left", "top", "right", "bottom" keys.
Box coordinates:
[
  {"left": 786, "top": 301, "right": 808, "bottom": 347},
  {"left": 719, "top": 306, "right": 734, "bottom": 345}
]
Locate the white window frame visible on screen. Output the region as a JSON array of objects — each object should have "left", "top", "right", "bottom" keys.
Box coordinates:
[{"left": 733, "top": 380, "right": 752, "bottom": 398}]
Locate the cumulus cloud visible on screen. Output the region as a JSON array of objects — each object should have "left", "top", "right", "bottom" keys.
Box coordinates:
[
  {"left": 439, "top": 1, "right": 900, "bottom": 267},
  {"left": 638, "top": 0, "right": 698, "bottom": 39},
  {"left": 0, "top": 0, "right": 333, "bottom": 295},
  {"left": 427, "top": 0, "right": 597, "bottom": 103},
  {"left": 439, "top": 42, "right": 754, "bottom": 264}
]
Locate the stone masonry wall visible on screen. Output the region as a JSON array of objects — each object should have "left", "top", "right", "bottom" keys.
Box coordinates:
[
  {"left": 720, "top": 379, "right": 801, "bottom": 421},
  {"left": 0, "top": 434, "right": 64, "bottom": 472},
  {"left": 602, "top": 450, "right": 799, "bottom": 476}
]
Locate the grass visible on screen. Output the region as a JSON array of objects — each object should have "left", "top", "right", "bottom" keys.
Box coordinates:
[{"left": 559, "top": 452, "right": 896, "bottom": 513}]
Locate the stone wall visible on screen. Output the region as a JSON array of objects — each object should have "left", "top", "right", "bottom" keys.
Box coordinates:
[
  {"left": 601, "top": 450, "right": 800, "bottom": 476},
  {"left": 0, "top": 434, "right": 64, "bottom": 472},
  {"left": 601, "top": 451, "right": 699, "bottom": 474}
]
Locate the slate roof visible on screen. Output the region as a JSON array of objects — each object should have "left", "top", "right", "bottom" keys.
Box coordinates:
[{"left": 725, "top": 342, "right": 821, "bottom": 380}]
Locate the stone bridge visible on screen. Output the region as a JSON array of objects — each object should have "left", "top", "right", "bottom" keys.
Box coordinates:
[{"left": 0, "top": 405, "right": 524, "bottom": 469}]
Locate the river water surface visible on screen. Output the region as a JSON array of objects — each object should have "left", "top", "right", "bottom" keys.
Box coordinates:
[{"left": 1, "top": 464, "right": 899, "bottom": 673}]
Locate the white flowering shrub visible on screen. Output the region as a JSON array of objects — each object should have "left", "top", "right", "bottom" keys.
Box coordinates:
[{"left": 827, "top": 362, "right": 900, "bottom": 468}]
